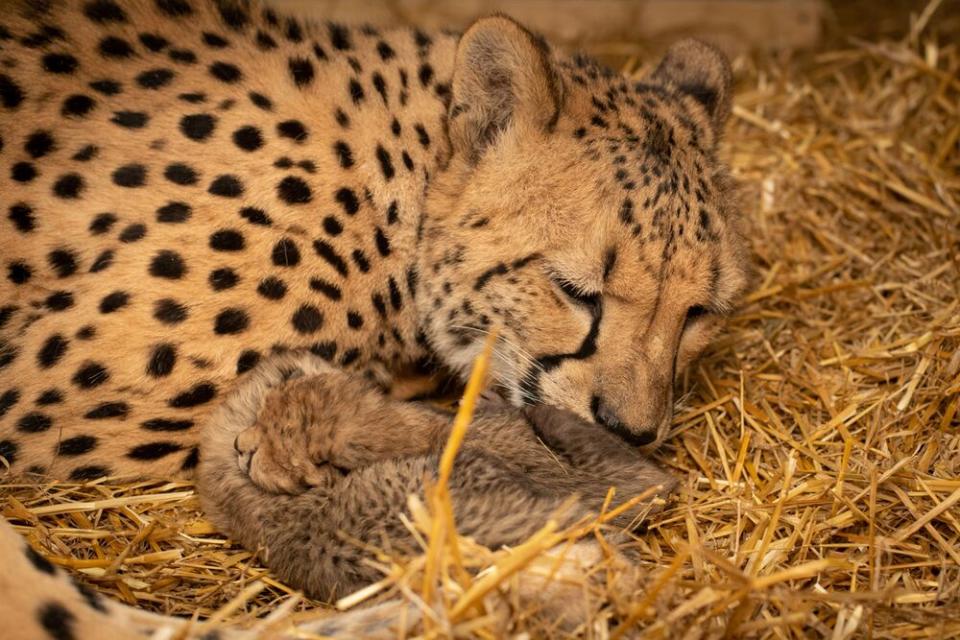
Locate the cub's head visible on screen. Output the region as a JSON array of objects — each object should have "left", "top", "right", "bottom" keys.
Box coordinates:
[{"left": 418, "top": 16, "right": 749, "bottom": 448}]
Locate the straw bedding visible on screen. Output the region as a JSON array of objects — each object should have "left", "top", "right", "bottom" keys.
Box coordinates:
[{"left": 2, "top": 5, "right": 958, "bottom": 639}]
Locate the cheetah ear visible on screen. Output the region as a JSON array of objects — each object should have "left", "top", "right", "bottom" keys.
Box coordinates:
[
  {"left": 649, "top": 39, "right": 733, "bottom": 132},
  {"left": 449, "top": 15, "right": 562, "bottom": 163}
]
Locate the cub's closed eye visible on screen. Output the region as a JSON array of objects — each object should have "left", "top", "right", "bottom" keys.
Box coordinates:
[{"left": 552, "top": 277, "right": 599, "bottom": 306}]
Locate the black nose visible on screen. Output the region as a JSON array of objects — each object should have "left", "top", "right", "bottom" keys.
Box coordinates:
[{"left": 591, "top": 396, "right": 658, "bottom": 447}]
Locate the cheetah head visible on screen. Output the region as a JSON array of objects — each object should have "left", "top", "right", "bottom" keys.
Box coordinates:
[{"left": 418, "top": 17, "right": 749, "bottom": 448}]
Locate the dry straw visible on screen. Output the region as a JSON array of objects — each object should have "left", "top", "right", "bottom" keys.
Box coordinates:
[{"left": 2, "top": 5, "right": 958, "bottom": 638}]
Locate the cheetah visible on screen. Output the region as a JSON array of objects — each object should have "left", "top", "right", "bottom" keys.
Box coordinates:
[{"left": 0, "top": 0, "right": 749, "bottom": 636}]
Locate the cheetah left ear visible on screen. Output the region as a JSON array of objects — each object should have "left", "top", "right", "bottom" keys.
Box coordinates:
[
  {"left": 449, "top": 15, "right": 563, "bottom": 164},
  {"left": 649, "top": 39, "right": 733, "bottom": 132}
]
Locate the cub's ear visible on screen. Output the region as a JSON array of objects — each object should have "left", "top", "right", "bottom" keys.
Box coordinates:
[
  {"left": 649, "top": 39, "right": 733, "bottom": 132},
  {"left": 449, "top": 15, "right": 562, "bottom": 163}
]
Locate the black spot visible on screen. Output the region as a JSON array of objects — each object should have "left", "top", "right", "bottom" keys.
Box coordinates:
[
  {"left": 58, "top": 435, "right": 97, "bottom": 456},
  {"left": 0, "top": 389, "right": 20, "bottom": 417},
  {"left": 90, "top": 79, "right": 122, "bottom": 95},
  {"left": 0, "top": 341, "right": 17, "bottom": 369},
  {"left": 310, "top": 341, "right": 337, "bottom": 360},
  {"left": 48, "top": 249, "right": 78, "bottom": 278},
  {"left": 72, "top": 579, "right": 106, "bottom": 612},
  {"left": 38, "top": 601, "right": 76, "bottom": 640},
  {"left": 154, "top": 299, "right": 187, "bottom": 324},
  {"left": 352, "top": 249, "right": 371, "bottom": 273},
  {"left": 89, "top": 250, "right": 113, "bottom": 272},
  {"left": 376, "top": 41, "right": 395, "bottom": 61},
  {"left": 72, "top": 145, "right": 98, "bottom": 161},
  {"left": 209, "top": 174, "right": 243, "bottom": 197},
  {"left": 179, "top": 113, "right": 216, "bottom": 140},
  {"left": 310, "top": 278, "right": 342, "bottom": 301},
  {"left": 8, "top": 261, "right": 32, "bottom": 285},
  {"left": 84, "top": 0, "right": 127, "bottom": 22},
  {"left": 257, "top": 277, "right": 286, "bottom": 300},
  {"left": 164, "top": 163, "right": 198, "bottom": 185},
  {"left": 402, "top": 151, "right": 414, "bottom": 171},
  {"left": 178, "top": 91, "right": 205, "bottom": 103},
  {"left": 140, "top": 32, "right": 169, "bottom": 51},
  {"left": 72, "top": 362, "right": 109, "bottom": 389},
  {"left": 277, "top": 176, "right": 311, "bottom": 204},
  {"left": 99, "top": 36, "right": 133, "bottom": 58},
  {"left": 335, "top": 187, "right": 359, "bottom": 215},
  {"left": 43, "top": 53, "right": 79, "bottom": 74},
  {"left": 329, "top": 23, "right": 351, "bottom": 50},
  {"left": 141, "top": 418, "right": 194, "bottom": 431},
  {"left": 202, "top": 31, "right": 229, "bottom": 48},
  {"left": 168, "top": 382, "right": 216, "bottom": 407},
  {"left": 288, "top": 57, "right": 314, "bottom": 87},
  {"left": 374, "top": 227, "right": 394, "bottom": 257},
  {"left": 169, "top": 48, "right": 197, "bottom": 64},
  {"left": 334, "top": 141, "right": 354, "bottom": 168},
  {"left": 25, "top": 545, "right": 54, "bottom": 573},
  {"left": 256, "top": 30, "right": 277, "bottom": 50},
  {"left": 240, "top": 206, "right": 271, "bottom": 226},
  {"left": 52, "top": 173, "right": 85, "bottom": 199},
  {"left": 216, "top": 1, "right": 248, "bottom": 29},
  {"left": 17, "top": 412, "right": 52, "bottom": 433},
  {"left": 112, "top": 163, "right": 147, "bottom": 187},
  {"left": 156, "top": 201, "right": 191, "bottom": 223},
  {"left": 24, "top": 131, "right": 54, "bottom": 159},
  {"left": 181, "top": 447, "right": 200, "bottom": 470},
  {"left": 292, "top": 304, "right": 323, "bottom": 334},
  {"left": 99, "top": 291, "right": 129, "bottom": 313},
  {"left": 214, "top": 308, "right": 249, "bottom": 334},
  {"left": 236, "top": 350, "right": 260, "bottom": 374},
  {"left": 270, "top": 238, "right": 301, "bottom": 267},
  {"left": 277, "top": 119, "right": 308, "bottom": 142},
  {"left": 70, "top": 465, "right": 110, "bottom": 481},
  {"left": 156, "top": 0, "right": 193, "bottom": 16},
  {"left": 0, "top": 74, "right": 24, "bottom": 109},
  {"left": 249, "top": 91, "right": 272, "bottom": 110},
  {"left": 45, "top": 291, "right": 74, "bottom": 311},
  {"left": 128, "top": 442, "right": 183, "bottom": 460},
  {"left": 313, "top": 240, "right": 348, "bottom": 276},
  {"left": 348, "top": 78, "right": 364, "bottom": 104},
  {"left": 232, "top": 125, "right": 263, "bottom": 151},
  {"left": 347, "top": 311, "right": 363, "bottom": 329},
  {"left": 111, "top": 110, "right": 149, "bottom": 129},
  {"left": 89, "top": 213, "right": 118, "bottom": 235},
  {"left": 147, "top": 343, "right": 176, "bottom": 377},
  {"left": 8, "top": 203, "right": 35, "bottom": 232},
  {"left": 37, "top": 334, "right": 68, "bottom": 368},
  {"left": 149, "top": 250, "right": 186, "bottom": 279},
  {"left": 208, "top": 267, "right": 239, "bottom": 290},
  {"left": 389, "top": 276, "right": 403, "bottom": 310},
  {"left": 414, "top": 124, "right": 430, "bottom": 147},
  {"left": 418, "top": 63, "right": 434, "bottom": 87},
  {"left": 136, "top": 68, "right": 175, "bottom": 89},
  {"left": 334, "top": 108, "right": 349, "bottom": 127},
  {"left": 119, "top": 223, "right": 146, "bottom": 243},
  {"left": 0, "top": 439, "right": 17, "bottom": 465},
  {"left": 84, "top": 402, "right": 128, "bottom": 419},
  {"left": 37, "top": 389, "right": 63, "bottom": 405},
  {"left": 209, "top": 61, "right": 242, "bottom": 83},
  {"left": 75, "top": 325, "right": 95, "bottom": 339},
  {"left": 323, "top": 215, "right": 343, "bottom": 236},
  {"left": 11, "top": 162, "right": 37, "bottom": 183},
  {"left": 340, "top": 348, "right": 360, "bottom": 366},
  {"left": 375, "top": 145, "right": 395, "bottom": 180},
  {"left": 209, "top": 229, "right": 245, "bottom": 251},
  {"left": 61, "top": 94, "right": 96, "bottom": 118}
]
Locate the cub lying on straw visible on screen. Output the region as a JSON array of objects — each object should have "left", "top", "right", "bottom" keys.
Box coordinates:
[{"left": 200, "top": 350, "right": 677, "bottom": 600}]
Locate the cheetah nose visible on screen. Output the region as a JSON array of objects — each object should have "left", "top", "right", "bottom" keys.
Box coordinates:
[{"left": 591, "top": 396, "right": 659, "bottom": 447}]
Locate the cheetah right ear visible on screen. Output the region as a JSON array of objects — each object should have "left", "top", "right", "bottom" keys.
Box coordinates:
[
  {"left": 649, "top": 39, "right": 733, "bottom": 132},
  {"left": 449, "top": 15, "right": 562, "bottom": 164}
]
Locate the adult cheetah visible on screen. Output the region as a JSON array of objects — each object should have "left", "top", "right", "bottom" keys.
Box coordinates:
[{"left": 0, "top": 0, "right": 749, "bottom": 636}]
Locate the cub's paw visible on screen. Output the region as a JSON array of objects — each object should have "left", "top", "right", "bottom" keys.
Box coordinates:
[{"left": 233, "top": 373, "right": 424, "bottom": 494}]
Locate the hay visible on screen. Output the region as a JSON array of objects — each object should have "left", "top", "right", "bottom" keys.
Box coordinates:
[{"left": 2, "top": 4, "right": 958, "bottom": 638}]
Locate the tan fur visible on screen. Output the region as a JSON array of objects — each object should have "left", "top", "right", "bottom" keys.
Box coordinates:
[{"left": 0, "top": 0, "right": 748, "bottom": 634}]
